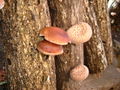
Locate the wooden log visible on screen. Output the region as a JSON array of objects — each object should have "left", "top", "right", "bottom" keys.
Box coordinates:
[
  {"left": 0, "top": 0, "right": 56, "bottom": 89},
  {"left": 48, "top": 0, "right": 108, "bottom": 90}
]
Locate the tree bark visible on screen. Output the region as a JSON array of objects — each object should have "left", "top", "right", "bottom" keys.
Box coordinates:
[
  {"left": 1, "top": 0, "right": 56, "bottom": 90},
  {"left": 48, "top": 0, "right": 108, "bottom": 90},
  {"left": 84, "top": 1, "right": 108, "bottom": 73},
  {"left": 92, "top": 0, "right": 113, "bottom": 64}
]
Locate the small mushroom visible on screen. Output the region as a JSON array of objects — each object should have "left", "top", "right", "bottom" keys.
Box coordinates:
[
  {"left": 39, "top": 27, "right": 71, "bottom": 45},
  {"left": 70, "top": 45, "right": 89, "bottom": 81},
  {"left": 70, "top": 64, "right": 89, "bottom": 81},
  {"left": 37, "top": 40, "right": 63, "bottom": 55},
  {"left": 0, "top": 0, "right": 5, "bottom": 9},
  {"left": 67, "top": 22, "right": 92, "bottom": 44}
]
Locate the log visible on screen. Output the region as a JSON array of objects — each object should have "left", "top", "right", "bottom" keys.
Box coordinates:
[
  {"left": 93, "top": 0, "right": 113, "bottom": 64},
  {"left": 0, "top": 0, "right": 56, "bottom": 89},
  {"left": 48, "top": 0, "right": 108, "bottom": 90}
]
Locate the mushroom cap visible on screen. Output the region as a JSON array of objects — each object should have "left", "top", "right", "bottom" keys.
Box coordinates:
[
  {"left": 39, "top": 27, "right": 71, "bottom": 45},
  {"left": 70, "top": 65, "right": 89, "bottom": 81},
  {"left": 67, "top": 22, "right": 92, "bottom": 44},
  {"left": 37, "top": 40, "right": 63, "bottom": 55},
  {"left": 0, "top": 0, "right": 5, "bottom": 9}
]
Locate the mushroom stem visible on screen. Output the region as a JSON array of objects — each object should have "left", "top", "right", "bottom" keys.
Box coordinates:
[{"left": 73, "top": 44, "right": 84, "bottom": 65}]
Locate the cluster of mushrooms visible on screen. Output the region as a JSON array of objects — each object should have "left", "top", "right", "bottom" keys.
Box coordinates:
[
  {"left": 38, "top": 27, "right": 71, "bottom": 55},
  {"left": 38, "top": 22, "right": 92, "bottom": 82}
]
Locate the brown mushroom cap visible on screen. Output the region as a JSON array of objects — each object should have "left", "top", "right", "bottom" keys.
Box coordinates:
[
  {"left": 0, "top": 0, "right": 5, "bottom": 9},
  {"left": 70, "top": 65, "right": 89, "bottom": 81},
  {"left": 40, "top": 27, "right": 71, "bottom": 45},
  {"left": 67, "top": 22, "right": 92, "bottom": 44},
  {"left": 37, "top": 40, "right": 63, "bottom": 55}
]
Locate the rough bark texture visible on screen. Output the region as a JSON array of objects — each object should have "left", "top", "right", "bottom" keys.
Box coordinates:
[
  {"left": 93, "top": 0, "right": 113, "bottom": 64},
  {"left": 48, "top": 0, "right": 108, "bottom": 90},
  {"left": 84, "top": 1, "right": 108, "bottom": 73},
  {"left": 0, "top": 0, "right": 56, "bottom": 90}
]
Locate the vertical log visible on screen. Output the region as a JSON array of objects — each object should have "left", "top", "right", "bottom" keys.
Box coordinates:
[
  {"left": 84, "top": 1, "right": 108, "bottom": 73},
  {"left": 92, "top": 0, "right": 113, "bottom": 64},
  {"left": 48, "top": 0, "right": 107, "bottom": 90},
  {"left": 0, "top": 0, "right": 56, "bottom": 89}
]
